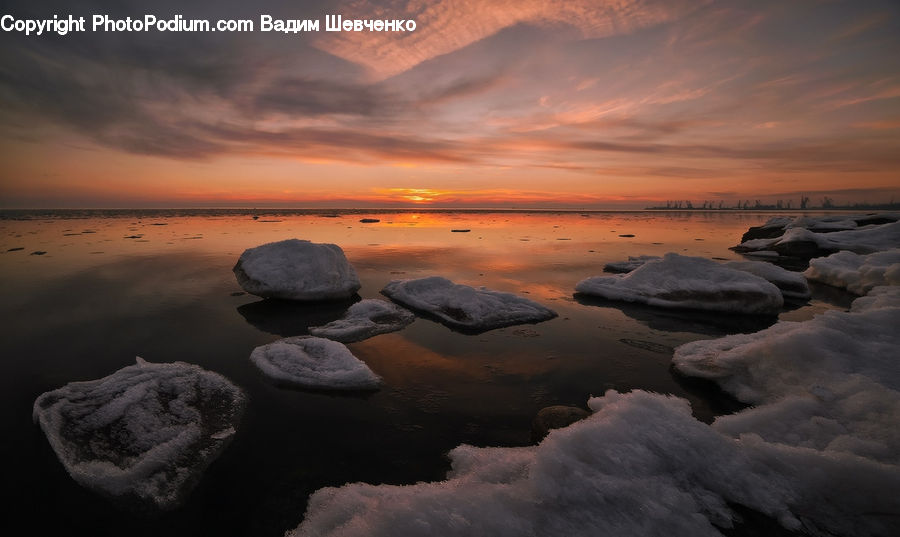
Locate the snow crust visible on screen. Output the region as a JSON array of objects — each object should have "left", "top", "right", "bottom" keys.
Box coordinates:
[
  {"left": 603, "top": 255, "right": 660, "bottom": 273},
  {"left": 723, "top": 260, "right": 811, "bottom": 299},
  {"left": 576, "top": 253, "right": 784, "bottom": 315},
  {"left": 233, "top": 239, "right": 360, "bottom": 300},
  {"left": 804, "top": 249, "right": 900, "bottom": 295},
  {"left": 381, "top": 276, "right": 557, "bottom": 331},
  {"left": 32, "top": 358, "right": 245, "bottom": 510},
  {"left": 291, "top": 389, "right": 900, "bottom": 537},
  {"left": 249, "top": 336, "right": 381, "bottom": 390},
  {"left": 674, "top": 291, "right": 900, "bottom": 463},
  {"left": 309, "top": 299, "right": 415, "bottom": 342}
]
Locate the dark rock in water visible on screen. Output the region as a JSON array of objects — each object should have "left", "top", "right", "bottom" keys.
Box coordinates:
[
  {"left": 619, "top": 234, "right": 635, "bottom": 237},
  {"left": 451, "top": 229, "right": 471, "bottom": 233},
  {"left": 32, "top": 358, "right": 245, "bottom": 512},
  {"left": 359, "top": 218, "right": 380, "bottom": 223},
  {"left": 7, "top": 247, "right": 24, "bottom": 252},
  {"left": 30, "top": 251, "right": 47, "bottom": 255},
  {"left": 532, "top": 405, "right": 590, "bottom": 442},
  {"left": 741, "top": 224, "right": 788, "bottom": 242},
  {"left": 233, "top": 239, "right": 360, "bottom": 301},
  {"left": 619, "top": 338, "right": 675, "bottom": 354}
]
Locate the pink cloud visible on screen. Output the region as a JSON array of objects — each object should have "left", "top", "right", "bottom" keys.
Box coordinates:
[{"left": 315, "top": 0, "right": 708, "bottom": 79}]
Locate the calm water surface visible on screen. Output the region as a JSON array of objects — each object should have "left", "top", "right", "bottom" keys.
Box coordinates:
[{"left": 0, "top": 210, "right": 852, "bottom": 536}]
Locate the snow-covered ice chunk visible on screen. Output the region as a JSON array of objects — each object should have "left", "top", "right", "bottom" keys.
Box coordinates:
[
  {"left": 740, "top": 216, "right": 794, "bottom": 242},
  {"left": 250, "top": 336, "right": 381, "bottom": 390},
  {"left": 785, "top": 215, "right": 858, "bottom": 232},
  {"left": 723, "top": 260, "right": 811, "bottom": 299},
  {"left": 603, "top": 255, "right": 660, "bottom": 274},
  {"left": 32, "top": 358, "right": 245, "bottom": 511},
  {"left": 851, "top": 285, "right": 900, "bottom": 313},
  {"left": 309, "top": 299, "right": 415, "bottom": 343},
  {"left": 576, "top": 253, "right": 784, "bottom": 315},
  {"left": 233, "top": 239, "right": 360, "bottom": 301},
  {"left": 290, "top": 390, "right": 900, "bottom": 537},
  {"left": 734, "top": 221, "right": 900, "bottom": 258},
  {"left": 804, "top": 249, "right": 900, "bottom": 295},
  {"left": 381, "top": 276, "right": 557, "bottom": 332},
  {"left": 740, "top": 214, "right": 900, "bottom": 243},
  {"left": 673, "top": 293, "right": 900, "bottom": 464}
]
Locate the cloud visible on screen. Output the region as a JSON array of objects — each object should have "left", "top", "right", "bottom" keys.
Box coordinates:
[{"left": 314, "top": 0, "right": 708, "bottom": 79}]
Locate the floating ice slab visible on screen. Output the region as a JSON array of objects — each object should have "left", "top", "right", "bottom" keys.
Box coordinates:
[
  {"left": 250, "top": 336, "right": 381, "bottom": 390},
  {"left": 603, "top": 255, "right": 660, "bottom": 273},
  {"left": 234, "top": 239, "right": 360, "bottom": 301},
  {"left": 804, "top": 249, "right": 900, "bottom": 294},
  {"left": 291, "top": 389, "right": 900, "bottom": 537},
  {"left": 309, "top": 299, "right": 415, "bottom": 342},
  {"left": 576, "top": 253, "right": 783, "bottom": 315},
  {"left": 381, "top": 276, "right": 557, "bottom": 332},
  {"left": 32, "top": 358, "right": 245, "bottom": 511},
  {"left": 723, "top": 260, "right": 811, "bottom": 299}
]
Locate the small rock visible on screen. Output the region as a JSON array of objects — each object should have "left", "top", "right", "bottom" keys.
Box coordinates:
[{"left": 532, "top": 405, "right": 590, "bottom": 442}]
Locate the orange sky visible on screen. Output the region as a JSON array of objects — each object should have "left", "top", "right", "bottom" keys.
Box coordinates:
[{"left": 1, "top": 0, "right": 899, "bottom": 208}]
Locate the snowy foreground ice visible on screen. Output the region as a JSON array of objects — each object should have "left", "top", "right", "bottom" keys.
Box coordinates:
[
  {"left": 309, "top": 299, "right": 415, "bottom": 342},
  {"left": 32, "top": 359, "right": 245, "bottom": 511},
  {"left": 576, "top": 253, "right": 784, "bottom": 315},
  {"left": 381, "top": 276, "right": 557, "bottom": 332},
  {"left": 250, "top": 336, "right": 381, "bottom": 390},
  {"left": 804, "top": 249, "right": 900, "bottom": 294},
  {"left": 234, "top": 239, "right": 361, "bottom": 300},
  {"left": 291, "top": 287, "right": 900, "bottom": 537}
]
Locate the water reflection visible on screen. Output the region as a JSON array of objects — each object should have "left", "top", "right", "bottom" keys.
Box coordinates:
[
  {"left": 237, "top": 298, "right": 359, "bottom": 337},
  {"left": 0, "top": 209, "right": 850, "bottom": 537}
]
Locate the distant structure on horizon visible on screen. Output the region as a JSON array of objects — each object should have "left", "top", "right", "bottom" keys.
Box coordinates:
[{"left": 645, "top": 196, "right": 900, "bottom": 211}]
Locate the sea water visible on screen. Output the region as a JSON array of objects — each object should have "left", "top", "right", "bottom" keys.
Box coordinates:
[{"left": 0, "top": 209, "right": 854, "bottom": 536}]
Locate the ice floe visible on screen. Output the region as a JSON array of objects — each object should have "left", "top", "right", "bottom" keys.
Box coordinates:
[
  {"left": 32, "top": 358, "right": 245, "bottom": 511},
  {"left": 575, "top": 253, "right": 784, "bottom": 315},
  {"left": 723, "top": 260, "right": 811, "bottom": 299},
  {"left": 734, "top": 219, "right": 900, "bottom": 258},
  {"left": 804, "top": 249, "right": 900, "bottom": 294},
  {"left": 233, "top": 239, "right": 360, "bottom": 301},
  {"left": 309, "top": 299, "right": 415, "bottom": 343},
  {"left": 381, "top": 276, "right": 557, "bottom": 332},
  {"left": 249, "top": 336, "right": 381, "bottom": 390},
  {"left": 290, "top": 389, "right": 900, "bottom": 537},
  {"left": 741, "top": 214, "right": 900, "bottom": 243}
]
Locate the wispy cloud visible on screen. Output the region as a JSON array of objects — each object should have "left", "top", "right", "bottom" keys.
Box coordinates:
[{"left": 314, "top": 0, "right": 708, "bottom": 79}]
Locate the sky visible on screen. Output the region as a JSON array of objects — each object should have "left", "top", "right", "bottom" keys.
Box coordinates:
[{"left": 1, "top": 0, "right": 899, "bottom": 209}]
